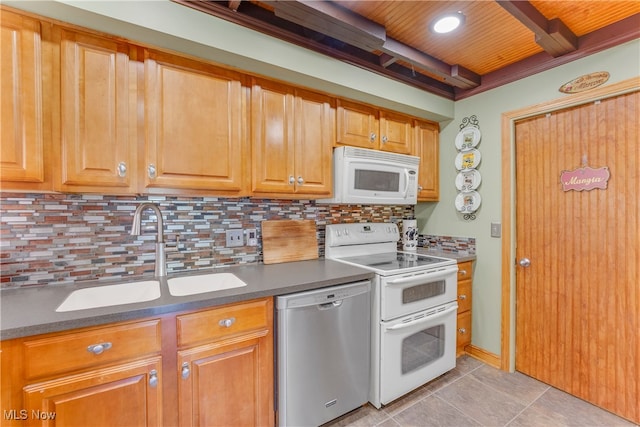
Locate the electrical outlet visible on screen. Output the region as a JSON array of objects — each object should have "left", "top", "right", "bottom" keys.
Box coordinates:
[
  {"left": 246, "top": 229, "right": 257, "bottom": 246},
  {"left": 226, "top": 229, "right": 244, "bottom": 247}
]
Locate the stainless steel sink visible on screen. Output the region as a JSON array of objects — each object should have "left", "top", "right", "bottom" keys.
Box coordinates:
[
  {"left": 56, "top": 280, "right": 161, "bottom": 312},
  {"left": 168, "top": 273, "right": 247, "bottom": 296}
]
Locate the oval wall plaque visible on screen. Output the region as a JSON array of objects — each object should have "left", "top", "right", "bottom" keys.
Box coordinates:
[{"left": 559, "top": 72, "right": 610, "bottom": 94}]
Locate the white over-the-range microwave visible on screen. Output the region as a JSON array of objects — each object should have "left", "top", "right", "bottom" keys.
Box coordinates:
[{"left": 318, "top": 146, "right": 420, "bottom": 205}]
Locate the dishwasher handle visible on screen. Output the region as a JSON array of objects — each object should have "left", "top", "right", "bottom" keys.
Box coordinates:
[{"left": 318, "top": 300, "right": 343, "bottom": 310}]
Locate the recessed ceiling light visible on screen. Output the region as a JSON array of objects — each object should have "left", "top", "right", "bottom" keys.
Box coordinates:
[{"left": 431, "top": 12, "right": 465, "bottom": 34}]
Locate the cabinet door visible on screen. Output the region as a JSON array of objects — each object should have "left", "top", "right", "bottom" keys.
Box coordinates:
[
  {"left": 57, "top": 29, "right": 136, "bottom": 193},
  {"left": 293, "top": 89, "right": 333, "bottom": 196},
  {"left": 250, "top": 78, "right": 295, "bottom": 194},
  {"left": 23, "top": 357, "right": 162, "bottom": 427},
  {"left": 414, "top": 120, "right": 440, "bottom": 201},
  {"left": 379, "top": 110, "right": 413, "bottom": 154},
  {"left": 336, "top": 99, "right": 378, "bottom": 149},
  {"left": 0, "top": 10, "right": 49, "bottom": 191},
  {"left": 144, "top": 50, "right": 246, "bottom": 194},
  {"left": 177, "top": 332, "right": 273, "bottom": 427}
]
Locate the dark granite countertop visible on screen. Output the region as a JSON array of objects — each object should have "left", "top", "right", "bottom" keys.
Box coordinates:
[{"left": 0, "top": 259, "right": 374, "bottom": 340}]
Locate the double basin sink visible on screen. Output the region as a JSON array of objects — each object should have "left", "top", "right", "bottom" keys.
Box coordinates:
[{"left": 56, "top": 273, "right": 248, "bottom": 312}]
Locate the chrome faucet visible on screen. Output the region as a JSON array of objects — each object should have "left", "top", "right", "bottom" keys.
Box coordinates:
[{"left": 131, "top": 203, "right": 166, "bottom": 277}]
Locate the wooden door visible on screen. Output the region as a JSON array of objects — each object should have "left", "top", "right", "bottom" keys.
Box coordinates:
[
  {"left": 57, "top": 29, "right": 136, "bottom": 193},
  {"left": 293, "top": 89, "right": 333, "bottom": 196},
  {"left": 23, "top": 357, "right": 162, "bottom": 427},
  {"left": 144, "top": 50, "right": 246, "bottom": 194},
  {"left": 515, "top": 91, "right": 639, "bottom": 423},
  {"left": 251, "top": 78, "right": 296, "bottom": 195},
  {"left": 379, "top": 110, "right": 413, "bottom": 154},
  {"left": 336, "top": 99, "right": 378, "bottom": 149},
  {"left": 177, "top": 332, "right": 274, "bottom": 427},
  {"left": 413, "top": 119, "right": 440, "bottom": 201},
  {"left": 0, "top": 10, "right": 49, "bottom": 191}
]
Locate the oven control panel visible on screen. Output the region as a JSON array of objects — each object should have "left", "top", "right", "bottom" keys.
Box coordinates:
[{"left": 326, "top": 223, "right": 399, "bottom": 246}]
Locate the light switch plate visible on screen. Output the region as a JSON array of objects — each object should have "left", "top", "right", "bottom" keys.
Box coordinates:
[
  {"left": 491, "top": 222, "right": 502, "bottom": 238},
  {"left": 226, "top": 229, "right": 244, "bottom": 247}
]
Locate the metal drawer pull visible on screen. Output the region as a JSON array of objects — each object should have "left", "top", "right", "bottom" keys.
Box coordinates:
[
  {"left": 219, "top": 317, "right": 236, "bottom": 328},
  {"left": 459, "top": 270, "right": 467, "bottom": 276},
  {"left": 149, "top": 369, "right": 158, "bottom": 388},
  {"left": 458, "top": 328, "right": 467, "bottom": 334},
  {"left": 87, "top": 342, "right": 112, "bottom": 355},
  {"left": 181, "top": 362, "right": 190, "bottom": 380}
]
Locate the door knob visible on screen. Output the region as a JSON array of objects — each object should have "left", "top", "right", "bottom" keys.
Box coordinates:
[{"left": 519, "top": 258, "right": 531, "bottom": 267}]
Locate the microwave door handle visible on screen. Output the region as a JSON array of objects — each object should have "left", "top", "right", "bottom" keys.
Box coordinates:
[
  {"left": 385, "top": 305, "right": 458, "bottom": 331},
  {"left": 403, "top": 169, "right": 410, "bottom": 197}
]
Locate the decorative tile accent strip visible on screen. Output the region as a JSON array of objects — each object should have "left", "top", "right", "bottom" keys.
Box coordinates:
[
  {"left": 418, "top": 234, "right": 476, "bottom": 255},
  {"left": 0, "top": 193, "right": 413, "bottom": 288}
]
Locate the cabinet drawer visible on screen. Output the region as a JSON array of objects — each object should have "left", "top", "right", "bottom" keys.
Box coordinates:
[
  {"left": 177, "top": 298, "right": 271, "bottom": 347},
  {"left": 23, "top": 319, "right": 162, "bottom": 380},
  {"left": 457, "top": 279, "right": 472, "bottom": 313},
  {"left": 457, "top": 261, "right": 473, "bottom": 281},
  {"left": 456, "top": 310, "right": 472, "bottom": 354}
]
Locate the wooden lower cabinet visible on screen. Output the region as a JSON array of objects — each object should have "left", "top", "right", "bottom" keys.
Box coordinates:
[
  {"left": 176, "top": 298, "right": 274, "bottom": 427},
  {"left": 22, "top": 357, "right": 162, "bottom": 427},
  {"left": 0, "top": 298, "right": 274, "bottom": 427},
  {"left": 456, "top": 260, "right": 473, "bottom": 356}
]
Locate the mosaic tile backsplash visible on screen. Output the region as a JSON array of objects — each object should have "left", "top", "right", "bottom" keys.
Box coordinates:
[{"left": 0, "top": 193, "right": 415, "bottom": 288}]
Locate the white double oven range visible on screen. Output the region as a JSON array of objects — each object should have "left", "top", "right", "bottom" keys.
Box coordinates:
[{"left": 326, "top": 222, "right": 458, "bottom": 408}]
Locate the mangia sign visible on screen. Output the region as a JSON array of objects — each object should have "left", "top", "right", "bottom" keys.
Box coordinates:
[{"left": 560, "top": 166, "right": 610, "bottom": 192}]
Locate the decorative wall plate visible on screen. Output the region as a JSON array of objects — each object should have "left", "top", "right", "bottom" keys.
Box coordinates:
[
  {"left": 455, "top": 126, "right": 481, "bottom": 151},
  {"left": 455, "top": 191, "right": 481, "bottom": 213},
  {"left": 455, "top": 169, "right": 482, "bottom": 192},
  {"left": 455, "top": 149, "right": 482, "bottom": 170}
]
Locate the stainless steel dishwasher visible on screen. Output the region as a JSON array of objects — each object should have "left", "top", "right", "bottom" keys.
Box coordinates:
[{"left": 276, "top": 280, "right": 371, "bottom": 427}]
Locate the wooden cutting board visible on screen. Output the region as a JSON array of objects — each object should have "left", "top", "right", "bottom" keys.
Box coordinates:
[{"left": 261, "top": 220, "right": 318, "bottom": 264}]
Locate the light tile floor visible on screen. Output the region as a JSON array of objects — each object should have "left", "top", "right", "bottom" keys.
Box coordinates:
[{"left": 323, "top": 356, "right": 638, "bottom": 427}]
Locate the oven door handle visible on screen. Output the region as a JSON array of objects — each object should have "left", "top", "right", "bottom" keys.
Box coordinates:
[
  {"left": 384, "top": 305, "right": 458, "bottom": 331},
  {"left": 386, "top": 267, "right": 456, "bottom": 286}
]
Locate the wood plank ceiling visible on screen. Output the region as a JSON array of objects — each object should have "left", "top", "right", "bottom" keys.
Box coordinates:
[{"left": 174, "top": 1, "right": 640, "bottom": 100}]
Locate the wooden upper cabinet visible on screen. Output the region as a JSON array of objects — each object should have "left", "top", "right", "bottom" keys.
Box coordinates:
[
  {"left": 56, "top": 29, "right": 137, "bottom": 193},
  {"left": 336, "top": 99, "right": 378, "bottom": 149},
  {"left": 251, "top": 78, "right": 333, "bottom": 197},
  {"left": 0, "top": 10, "right": 50, "bottom": 191},
  {"left": 379, "top": 110, "right": 413, "bottom": 154},
  {"left": 144, "top": 50, "right": 247, "bottom": 195},
  {"left": 413, "top": 120, "right": 440, "bottom": 201},
  {"left": 293, "top": 89, "right": 334, "bottom": 196}
]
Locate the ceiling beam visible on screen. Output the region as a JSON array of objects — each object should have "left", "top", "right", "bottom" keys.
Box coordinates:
[
  {"left": 267, "top": 0, "right": 386, "bottom": 51},
  {"left": 381, "top": 38, "right": 480, "bottom": 89},
  {"left": 496, "top": 0, "right": 578, "bottom": 57}
]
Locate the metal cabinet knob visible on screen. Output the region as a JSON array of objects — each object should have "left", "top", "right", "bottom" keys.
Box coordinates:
[
  {"left": 458, "top": 328, "right": 467, "bottom": 334},
  {"left": 519, "top": 258, "right": 531, "bottom": 267},
  {"left": 382, "top": 135, "right": 388, "bottom": 143},
  {"left": 459, "top": 270, "right": 467, "bottom": 276},
  {"left": 87, "top": 342, "right": 112, "bottom": 355},
  {"left": 289, "top": 175, "right": 295, "bottom": 185},
  {"left": 148, "top": 164, "right": 157, "bottom": 179},
  {"left": 297, "top": 176, "right": 304, "bottom": 185},
  {"left": 181, "top": 362, "right": 190, "bottom": 380},
  {"left": 459, "top": 294, "right": 467, "bottom": 300},
  {"left": 218, "top": 317, "right": 236, "bottom": 328},
  {"left": 370, "top": 133, "right": 376, "bottom": 142},
  {"left": 149, "top": 369, "right": 158, "bottom": 388},
  {"left": 418, "top": 185, "right": 423, "bottom": 191},
  {"left": 117, "top": 162, "right": 127, "bottom": 177}
]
